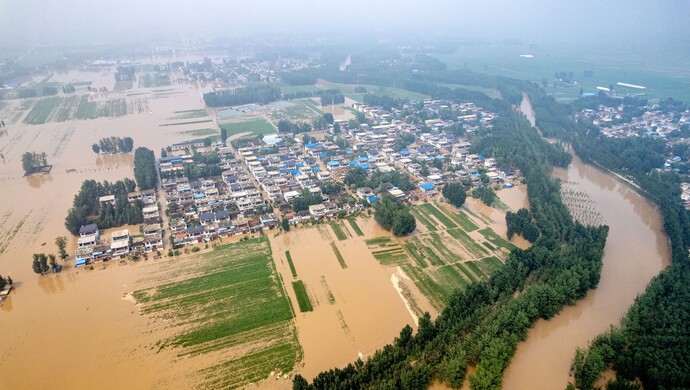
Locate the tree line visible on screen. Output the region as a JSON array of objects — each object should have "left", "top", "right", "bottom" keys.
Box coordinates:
[
  {"left": 203, "top": 85, "right": 281, "bottom": 107},
  {"left": 92, "top": 136, "right": 134, "bottom": 154},
  {"left": 374, "top": 195, "right": 416, "bottom": 236}
]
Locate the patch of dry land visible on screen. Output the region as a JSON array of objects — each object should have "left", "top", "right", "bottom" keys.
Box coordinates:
[{"left": 0, "top": 64, "right": 530, "bottom": 389}]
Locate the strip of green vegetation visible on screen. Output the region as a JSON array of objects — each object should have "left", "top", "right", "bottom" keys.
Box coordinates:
[
  {"left": 410, "top": 207, "right": 438, "bottom": 231},
  {"left": 70, "top": 81, "right": 92, "bottom": 87},
  {"left": 403, "top": 241, "right": 428, "bottom": 268},
  {"left": 364, "top": 237, "right": 391, "bottom": 246},
  {"left": 219, "top": 118, "right": 276, "bottom": 138},
  {"left": 455, "top": 263, "right": 479, "bottom": 283},
  {"left": 171, "top": 109, "right": 209, "bottom": 119},
  {"left": 420, "top": 203, "right": 457, "bottom": 229},
  {"left": 285, "top": 250, "right": 297, "bottom": 278},
  {"left": 320, "top": 276, "right": 336, "bottom": 304},
  {"left": 330, "top": 242, "right": 347, "bottom": 269},
  {"left": 174, "top": 128, "right": 217, "bottom": 137},
  {"left": 347, "top": 218, "right": 364, "bottom": 236},
  {"left": 428, "top": 232, "right": 461, "bottom": 263},
  {"left": 54, "top": 95, "right": 79, "bottom": 122},
  {"left": 330, "top": 221, "right": 348, "bottom": 241},
  {"left": 160, "top": 119, "right": 213, "bottom": 127},
  {"left": 443, "top": 205, "right": 479, "bottom": 232},
  {"left": 447, "top": 228, "right": 490, "bottom": 258},
  {"left": 466, "top": 261, "right": 486, "bottom": 279},
  {"left": 75, "top": 95, "right": 97, "bottom": 119},
  {"left": 292, "top": 280, "right": 313, "bottom": 312},
  {"left": 23, "top": 97, "right": 60, "bottom": 124},
  {"left": 478, "top": 227, "right": 517, "bottom": 251},
  {"left": 483, "top": 241, "right": 496, "bottom": 250},
  {"left": 372, "top": 246, "right": 409, "bottom": 266},
  {"left": 401, "top": 264, "right": 448, "bottom": 311}
]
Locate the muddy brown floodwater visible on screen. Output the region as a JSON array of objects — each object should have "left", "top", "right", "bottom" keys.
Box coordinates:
[{"left": 501, "top": 97, "right": 671, "bottom": 389}]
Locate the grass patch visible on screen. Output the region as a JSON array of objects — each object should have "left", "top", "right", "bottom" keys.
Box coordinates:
[
  {"left": 347, "top": 218, "right": 364, "bottom": 236},
  {"left": 330, "top": 241, "right": 347, "bottom": 269},
  {"left": 285, "top": 250, "right": 297, "bottom": 278},
  {"left": 292, "top": 280, "right": 313, "bottom": 312},
  {"left": 428, "top": 232, "right": 462, "bottom": 264},
  {"left": 320, "top": 276, "right": 336, "bottom": 304},
  {"left": 419, "top": 203, "right": 457, "bottom": 229},
  {"left": 403, "top": 240, "right": 428, "bottom": 268},
  {"left": 160, "top": 119, "right": 213, "bottom": 127},
  {"left": 219, "top": 118, "right": 276, "bottom": 138},
  {"left": 330, "top": 221, "right": 349, "bottom": 241},
  {"left": 478, "top": 227, "right": 517, "bottom": 251},
  {"left": 364, "top": 237, "right": 391, "bottom": 246}
]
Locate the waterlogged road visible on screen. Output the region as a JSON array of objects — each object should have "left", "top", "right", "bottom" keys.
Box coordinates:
[{"left": 501, "top": 96, "right": 670, "bottom": 389}]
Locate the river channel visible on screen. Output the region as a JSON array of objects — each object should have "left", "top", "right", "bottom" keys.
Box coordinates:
[{"left": 501, "top": 96, "right": 670, "bottom": 389}]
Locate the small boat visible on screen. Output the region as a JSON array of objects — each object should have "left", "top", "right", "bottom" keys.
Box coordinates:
[{"left": 41, "top": 242, "right": 46, "bottom": 246}]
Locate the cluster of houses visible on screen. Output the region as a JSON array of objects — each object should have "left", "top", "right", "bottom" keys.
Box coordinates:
[
  {"left": 579, "top": 103, "right": 690, "bottom": 139},
  {"left": 319, "top": 99, "right": 514, "bottom": 200},
  {"left": 75, "top": 190, "right": 163, "bottom": 266}
]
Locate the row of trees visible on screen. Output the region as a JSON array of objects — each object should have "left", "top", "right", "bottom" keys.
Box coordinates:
[
  {"left": 91, "top": 136, "right": 134, "bottom": 154},
  {"left": 64, "top": 178, "right": 142, "bottom": 235},
  {"left": 21, "top": 151, "right": 48, "bottom": 175},
  {"left": 319, "top": 92, "right": 344, "bottom": 106},
  {"left": 31, "top": 253, "right": 57, "bottom": 275},
  {"left": 203, "top": 85, "right": 281, "bottom": 107},
  {"left": 373, "top": 195, "right": 416, "bottom": 236}
]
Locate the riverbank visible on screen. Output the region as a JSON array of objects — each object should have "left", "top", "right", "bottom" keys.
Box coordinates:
[{"left": 501, "top": 96, "right": 671, "bottom": 390}]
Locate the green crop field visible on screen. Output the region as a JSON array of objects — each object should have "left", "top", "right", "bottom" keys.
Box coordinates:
[
  {"left": 169, "top": 109, "right": 209, "bottom": 119},
  {"left": 160, "top": 119, "right": 213, "bottom": 127},
  {"left": 219, "top": 119, "right": 276, "bottom": 138},
  {"left": 132, "top": 237, "right": 299, "bottom": 388},
  {"left": 113, "top": 80, "right": 133, "bottom": 92},
  {"left": 419, "top": 203, "right": 457, "bottom": 229},
  {"left": 292, "top": 280, "right": 313, "bottom": 312},
  {"left": 478, "top": 227, "right": 517, "bottom": 251}
]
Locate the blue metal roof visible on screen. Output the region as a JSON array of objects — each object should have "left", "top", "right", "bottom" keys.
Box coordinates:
[
  {"left": 291, "top": 169, "right": 301, "bottom": 175},
  {"left": 327, "top": 160, "right": 341, "bottom": 166},
  {"left": 420, "top": 183, "right": 435, "bottom": 190},
  {"left": 368, "top": 196, "right": 378, "bottom": 203},
  {"left": 311, "top": 166, "right": 320, "bottom": 171}
]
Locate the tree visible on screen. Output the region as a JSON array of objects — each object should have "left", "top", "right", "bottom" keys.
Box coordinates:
[
  {"left": 48, "top": 254, "right": 57, "bottom": 272},
  {"left": 442, "top": 182, "right": 467, "bottom": 208},
  {"left": 220, "top": 127, "right": 228, "bottom": 145},
  {"left": 323, "top": 113, "right": 334, "bottom": 125},
  {"left": 0, "top": 274, "right": 6, "bottom": 291},
  {"left": 32, "top": 253, "right": 50, "bottom": 275},
  {"left": 161, "top": 148, "right": 168, "bottom": 158},
  {"left": 55, "top": 236, "right": 68, "bottom": 260},
  {"left": 392, "top": 209, "right": 416, "bottom": 236},
  {"left": 92, "top": 144, "right": 100, "bottom": 154},
  {"left": 134, "top": 147, "right": 158, "bottom": 190},
  {"left": 203, "top": 137, "right": 213, "bottom": 147},
  {"left": 333, "top": 122, "right": 341, "bottom": 134},
  {"left": 281, "top": 217, "right": 290, "bottom": 232}
]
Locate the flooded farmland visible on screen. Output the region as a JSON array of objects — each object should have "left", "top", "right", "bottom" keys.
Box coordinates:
[{"left": 501, "top": 97, "right": 671, "bottom": 389}]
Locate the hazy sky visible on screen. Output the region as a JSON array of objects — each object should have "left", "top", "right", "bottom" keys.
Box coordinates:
[{"left": 1, "top": 0, "right": 689, "bottom": 47}]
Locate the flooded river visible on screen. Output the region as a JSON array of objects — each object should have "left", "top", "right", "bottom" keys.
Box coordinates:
[{"left": 501, "top": 96, "right": 671, "bottom": 389}]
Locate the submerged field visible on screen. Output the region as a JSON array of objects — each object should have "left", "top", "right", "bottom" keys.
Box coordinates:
[
  {"left": 370, "top": 200, "right": 518, "bottom": 311},
  {"left": 133, "top": 237, "right": 300, "bottom": 389}
]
